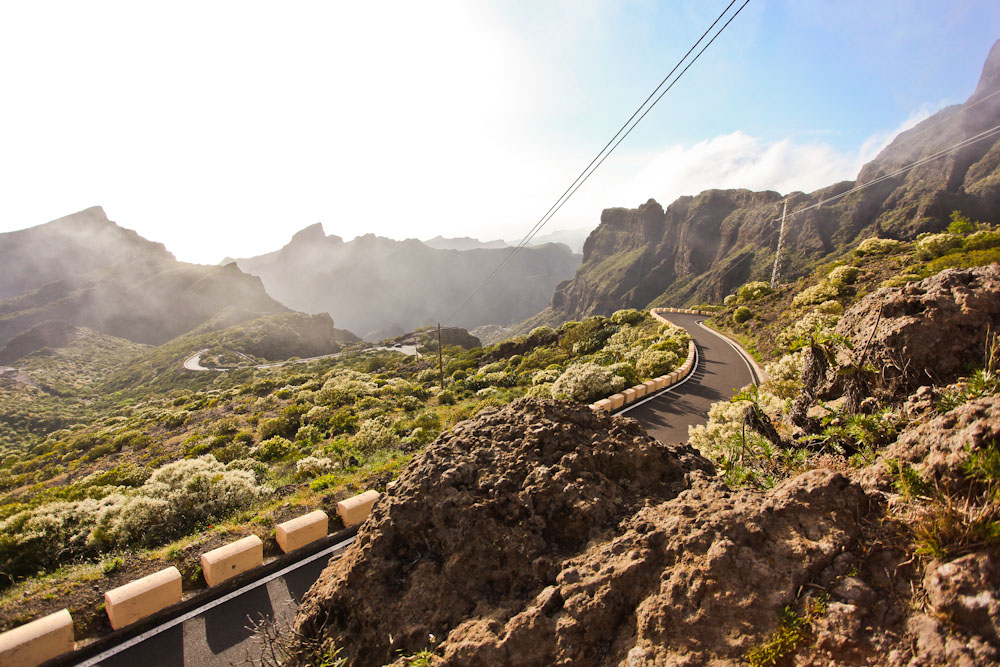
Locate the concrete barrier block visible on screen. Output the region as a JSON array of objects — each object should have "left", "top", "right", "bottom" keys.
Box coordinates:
[
  {"left": 201, "top": 535, "right": 263, "bottom": 587},
  {"left": 622, "top": 388, "right": 637, "bottom": 404},
  {"left": 593, "top": 398, "right": 613, "bottom": 413},
  {"left": 643, "top": 380, "right": 657, "bottom": 394},
  {"left": 608, "top": 393, "right": 625, "bottom": 409},
  {"left": 337, "top": 490, "right": 381, "bottom": 528},
  {"left": 104, "top": 567, "right": 182, "bottom": 630},
  {"left": 276, "top": 510, "right": 329, "bottom": 554},
  {"left": 0, "top": 609, "right": 74, "bottom": 666},
  {"left": 652, "top": 377, "right": 667, "bottom": 390},
  {"left": 631, "top": 384, "right": 647, "bottom": 398}
]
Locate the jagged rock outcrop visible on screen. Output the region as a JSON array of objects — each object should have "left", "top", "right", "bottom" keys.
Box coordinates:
[
  {"left": 835, "top": 264, "right": 1000, "bottom": 396},
  {"left": 292, "top": 399, "right": 873, "bottom": 666},
  {"left": 539, "top": 40, "right": 1000, "bottom": 324}
]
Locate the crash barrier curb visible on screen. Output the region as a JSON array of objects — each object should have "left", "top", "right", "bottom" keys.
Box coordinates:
[
  {"left": 589, "top": 307, "right": 711, "bottom": 414},
  {"left": 337, "top": 490, "right": 381, "bottom": 527},
  {"left": 0, "top": 608, "right": 75, "bottom": 667},
  {"left": 105, "top": 567, "right": 183, "bottom": 630},
  {"left": 3, "top": 492, "right": 380, "bottom": 663}
]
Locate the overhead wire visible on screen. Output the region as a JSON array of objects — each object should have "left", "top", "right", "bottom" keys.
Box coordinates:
[
  {"left": 444, "top": 0, "right": 751, "bottom": 324},
  {"left": 713, "top": 120, "right": 1000, "bottom": 286}
]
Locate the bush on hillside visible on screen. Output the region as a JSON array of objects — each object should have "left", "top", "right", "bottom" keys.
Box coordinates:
[
  {"left": 855, "top": 237, "right": 904, "bottom": 257},
  {"left": 610, "top": 309, "right": 645, "bottom": 325},
  {"left": 737, "top": 281, "right": 773, "bottom": 302},
  {"left": 733, "top": 306, "right": 752, "bottom": 324},
  {"left": 916, "top": 233, "right": 962, "bottom": 260},
  {"left": 551, "top": 363, "right": 626, "bottom": 403}
]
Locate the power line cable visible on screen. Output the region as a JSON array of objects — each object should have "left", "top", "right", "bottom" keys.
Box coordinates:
[
  {"left": 444, "top": 0, "right": 750, "bottom": 323},
  {"left": 714, "top": 121, "right": 1000, "bottom": 286}
]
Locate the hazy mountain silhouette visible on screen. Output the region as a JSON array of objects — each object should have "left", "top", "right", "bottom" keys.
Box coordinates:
[
  {"left": 0, "top": 208, "right": 290, "bottom": 347},
  {"left": 231, "top": 225, "right": 581, "bottom": 339}
]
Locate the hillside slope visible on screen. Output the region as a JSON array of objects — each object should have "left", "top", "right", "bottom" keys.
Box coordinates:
[
  {"left": 534, "top": 39, "right": 1000, "bottom": 324},
  {"left": 0, "top": 209, "right": 292, "bottom": 347}
]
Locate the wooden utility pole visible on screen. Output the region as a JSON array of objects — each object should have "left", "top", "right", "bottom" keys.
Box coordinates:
[
  {"left": 770, "top": 200, "right": 788, "bottom": 289},
  {"left": 437, "top": 323, "right": 445, "bottom": 391}
]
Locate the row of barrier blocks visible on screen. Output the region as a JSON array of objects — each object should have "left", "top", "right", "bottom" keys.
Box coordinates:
[
  {"left": 0, "top": 490, "right": 381, "bottom": 666},
  {"left": 590, "top": 340, "right": 696, "bottom": 413}
]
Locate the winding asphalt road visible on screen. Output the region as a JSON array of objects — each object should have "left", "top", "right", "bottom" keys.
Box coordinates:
[{"left": 623, "top": 312, "right": 761, "bottom": 444}]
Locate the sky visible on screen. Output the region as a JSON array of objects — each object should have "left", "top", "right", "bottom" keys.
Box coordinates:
[{"left": 1, "top": 1, "right": 999, "bottom": 264}]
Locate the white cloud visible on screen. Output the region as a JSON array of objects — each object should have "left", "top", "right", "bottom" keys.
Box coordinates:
[{"left": 582, "top": 105, "right": 942, "bottom": 218}]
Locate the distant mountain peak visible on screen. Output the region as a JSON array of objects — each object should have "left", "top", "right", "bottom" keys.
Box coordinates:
[
  {"left": 290, "top": 222, "right": 327, "bottom": 245},
  {"left": 972, "top": 38, "right": 1000, "bottom": 103}
]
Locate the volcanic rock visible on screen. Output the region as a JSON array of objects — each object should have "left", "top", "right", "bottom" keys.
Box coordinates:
[{"left": 292, "top": 399, "right": 872, "bottom": 666}]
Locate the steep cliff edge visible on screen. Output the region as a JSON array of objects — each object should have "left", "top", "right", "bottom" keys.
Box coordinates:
[{"left": 539, "top": 39, "right": 1000, "bottom": 324}]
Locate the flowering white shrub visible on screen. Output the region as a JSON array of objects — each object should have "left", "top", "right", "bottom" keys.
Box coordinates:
[
  {"left": 827, "top": 265, "right": 859, "bottom": 287},
  {"left": 353, "top": 416, "right": 399, "bottom": 452},
  {"left": 688, "top": 385, "right": 786, "bottom": 460},
  {"left": 610, "top": 308, "right": 645, "bottom": 325},
  {"left": 476, "top": 387, "right": 500, "bottom": 398},
  {"left": 724, "top": 294, "right": 738, "bottom": 306},
  {"left": 791, "top": 281, "right": 840, "bottom": 307},
  {"left": 296, "top": 456, "right": 335, "bottom": 479},
  {"left": 762, "top": 351, "right": 805, "bottom": 399},
  {"left": 316, "top": 371, "right": 377, "bottom": 406},
  {"left": 532, "top": 368, "right": 561, "bottom": 385},
  {"left": 551, "top": 363, "right": 626, "bottom": 403},
  {"left": 525, "top": 383, "right": 554, "bottom": 398},
  {"left": 816, "top": 300, "right": 844, "bottom": 315},
  {"left": 916, "top": 232, "right": 962, "bottom": 259},
  {"left": 636, "top": 349, "right": 681, "bottom": 378},
  {"left": 0, "top": 456, "right": 267, "bottom": 577}
]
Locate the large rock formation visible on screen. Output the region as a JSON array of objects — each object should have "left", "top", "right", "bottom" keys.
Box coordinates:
[
  {"left": 537, "top": 39, "right": 1000, "bottom": 323},
  {"left": 836, "top": 264, "right": 1000, "bottom": 395},
  {"left": 292, "top": 399, "right": 873, "bottom": 666}
]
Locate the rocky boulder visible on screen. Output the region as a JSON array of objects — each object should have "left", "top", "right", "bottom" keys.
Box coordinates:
[
  {"left": 291, "top": 399, "right": 872, "bottom": 666},
  {"left": 836, "top": 264, "right": 1000, "bottom": 396}
]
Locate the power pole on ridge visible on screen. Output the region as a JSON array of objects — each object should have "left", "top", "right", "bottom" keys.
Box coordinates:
[{"left": 770, "top": 200, "right": 788, "bottom": 289}]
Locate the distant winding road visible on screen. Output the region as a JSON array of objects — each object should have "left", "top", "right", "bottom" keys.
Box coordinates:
[{"left": 624, "top": 312, "right": 762, "bottom": 444}]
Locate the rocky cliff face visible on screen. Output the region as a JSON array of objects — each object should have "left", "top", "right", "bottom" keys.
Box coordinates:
[{"left": 543, "top": 40, "right": 1000, "bottom": 322}]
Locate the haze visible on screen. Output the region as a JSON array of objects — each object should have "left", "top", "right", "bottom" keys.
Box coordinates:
[{"left": 1, "top": 0, "right": 999, "bottom": 264}]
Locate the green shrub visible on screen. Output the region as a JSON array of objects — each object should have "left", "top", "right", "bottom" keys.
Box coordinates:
[
  {"left": 733, "top": 306, "right": 752, "bottom": 324},
  {"left": 610, "top": 309, "right": 645, "bottom": 325},
  {"left": 736, "top": 281, "right": 772, "bottom": 302},
  {"left": 827, "top": 265, "right": 859, "bottom": 287},
  {"left": 964, "top": 229, "right": 1000, "bottom": 251},
  {"left": 947, "top": 210, "right": 977, "bottom": 235},
  {"left": 636, "top": 349, "right": 680, "bottom": 378},
  {"left": 916, "top": 232, "right": 962, "bottom": 260},
  {"left": 253, "top": 436, "right": 295, "bottom": 462},
  {"left": 353, "top": 416, "right": 399, "bottom": 452},
  {"left": 855, "top": 237, "right": 903, "bottom": 257}
]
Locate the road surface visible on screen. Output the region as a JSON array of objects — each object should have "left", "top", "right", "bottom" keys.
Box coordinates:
[{"left": 623, "top": 312, "right": 760, "bottom": 444}]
